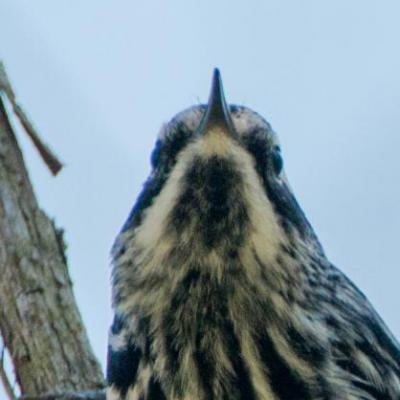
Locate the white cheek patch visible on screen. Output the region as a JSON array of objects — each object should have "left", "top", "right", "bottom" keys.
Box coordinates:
[{"left": 132, "top": 148, "right": 191, "bottom": 255}]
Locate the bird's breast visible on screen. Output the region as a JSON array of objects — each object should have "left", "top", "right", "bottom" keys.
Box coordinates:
[
  {"left": 111, "top": 135, "right": 324, "bottom": 399},
  {"left": 112, "top": 235, "right": 331, "bottom": 400}
]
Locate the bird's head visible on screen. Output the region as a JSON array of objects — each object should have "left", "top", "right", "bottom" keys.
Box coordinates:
[{"left": 117, "top": 69, "right": 323, "bottom": 266}]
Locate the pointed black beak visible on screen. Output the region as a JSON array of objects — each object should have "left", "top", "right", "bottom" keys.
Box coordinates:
[{"left": 197, "top": 68, "right": 236, "bottom": 137}]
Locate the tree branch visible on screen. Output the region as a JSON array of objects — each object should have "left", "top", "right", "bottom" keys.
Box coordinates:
[
  {"left": 0, "top": 61, "right": 63, "bottom": 175},
  {"left": 20, "top": 389, "right": 106, "bottom": 400},
  {"left": 0, "top": 62, "right": 105, "bottom": 397}
]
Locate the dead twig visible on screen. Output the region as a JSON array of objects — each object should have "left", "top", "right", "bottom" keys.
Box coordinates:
[{"left": 0, "top": 61, "right": 63, "bottom": 175}]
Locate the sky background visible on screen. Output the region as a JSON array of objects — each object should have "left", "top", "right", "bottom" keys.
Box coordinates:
[{"left": 1, "top": 0, "right": 400, "bottom": 393}]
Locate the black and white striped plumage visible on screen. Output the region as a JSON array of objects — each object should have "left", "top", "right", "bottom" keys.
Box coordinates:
[{"left": 107, "top": 70, "right": 400, "bottom": 400}]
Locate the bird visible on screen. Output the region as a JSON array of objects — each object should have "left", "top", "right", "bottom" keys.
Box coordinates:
[{"left": 106, "top": 69, "right": 400, "bottom": 400}]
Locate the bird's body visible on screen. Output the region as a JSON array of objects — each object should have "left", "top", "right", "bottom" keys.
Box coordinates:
[{"left": 107, "top": 71, "right": 400, "bottom": 400}]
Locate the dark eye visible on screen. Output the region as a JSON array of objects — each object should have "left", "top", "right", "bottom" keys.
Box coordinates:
[{"left": 271, "top": 148, "right": 284, "bottom": 175}]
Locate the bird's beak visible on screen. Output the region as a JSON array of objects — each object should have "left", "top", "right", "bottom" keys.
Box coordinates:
[{"left": 197, "top": 68, "right": 236, "bottom": 138}]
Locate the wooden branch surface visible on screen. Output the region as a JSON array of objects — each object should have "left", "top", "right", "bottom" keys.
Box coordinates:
[
  {"left": 20, "top": 389, "right": 106, "bottom": 400},
  {"left": 0, "top": 74, "right": 105, "bottom": 396}
]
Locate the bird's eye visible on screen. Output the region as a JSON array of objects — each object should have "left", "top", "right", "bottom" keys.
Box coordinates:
[{"left": 271, "top": 147, "right": 284, "bottom": 175}]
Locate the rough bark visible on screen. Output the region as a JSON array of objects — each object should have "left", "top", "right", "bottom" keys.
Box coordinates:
[
  {"left": 21, "top": 390, "right": 106, "bottom": 400},
  {"left": 0, "top": 69, "right": 105, "bottom": 398}
]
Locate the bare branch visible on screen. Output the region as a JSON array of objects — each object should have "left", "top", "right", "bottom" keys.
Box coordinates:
[
  {"left": 0, "top": 61, "right": 63, "bottom": 175},
  {"left": 20, "top": 390, "right": 106, "bottom": 400},
  {"left": 0, "top": 67, "right": 104, "bottom": 396}
]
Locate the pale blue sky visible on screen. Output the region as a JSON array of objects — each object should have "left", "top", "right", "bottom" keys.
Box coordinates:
[{"left": 1, "top": 0, "right": 399, "bottom": 385}]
